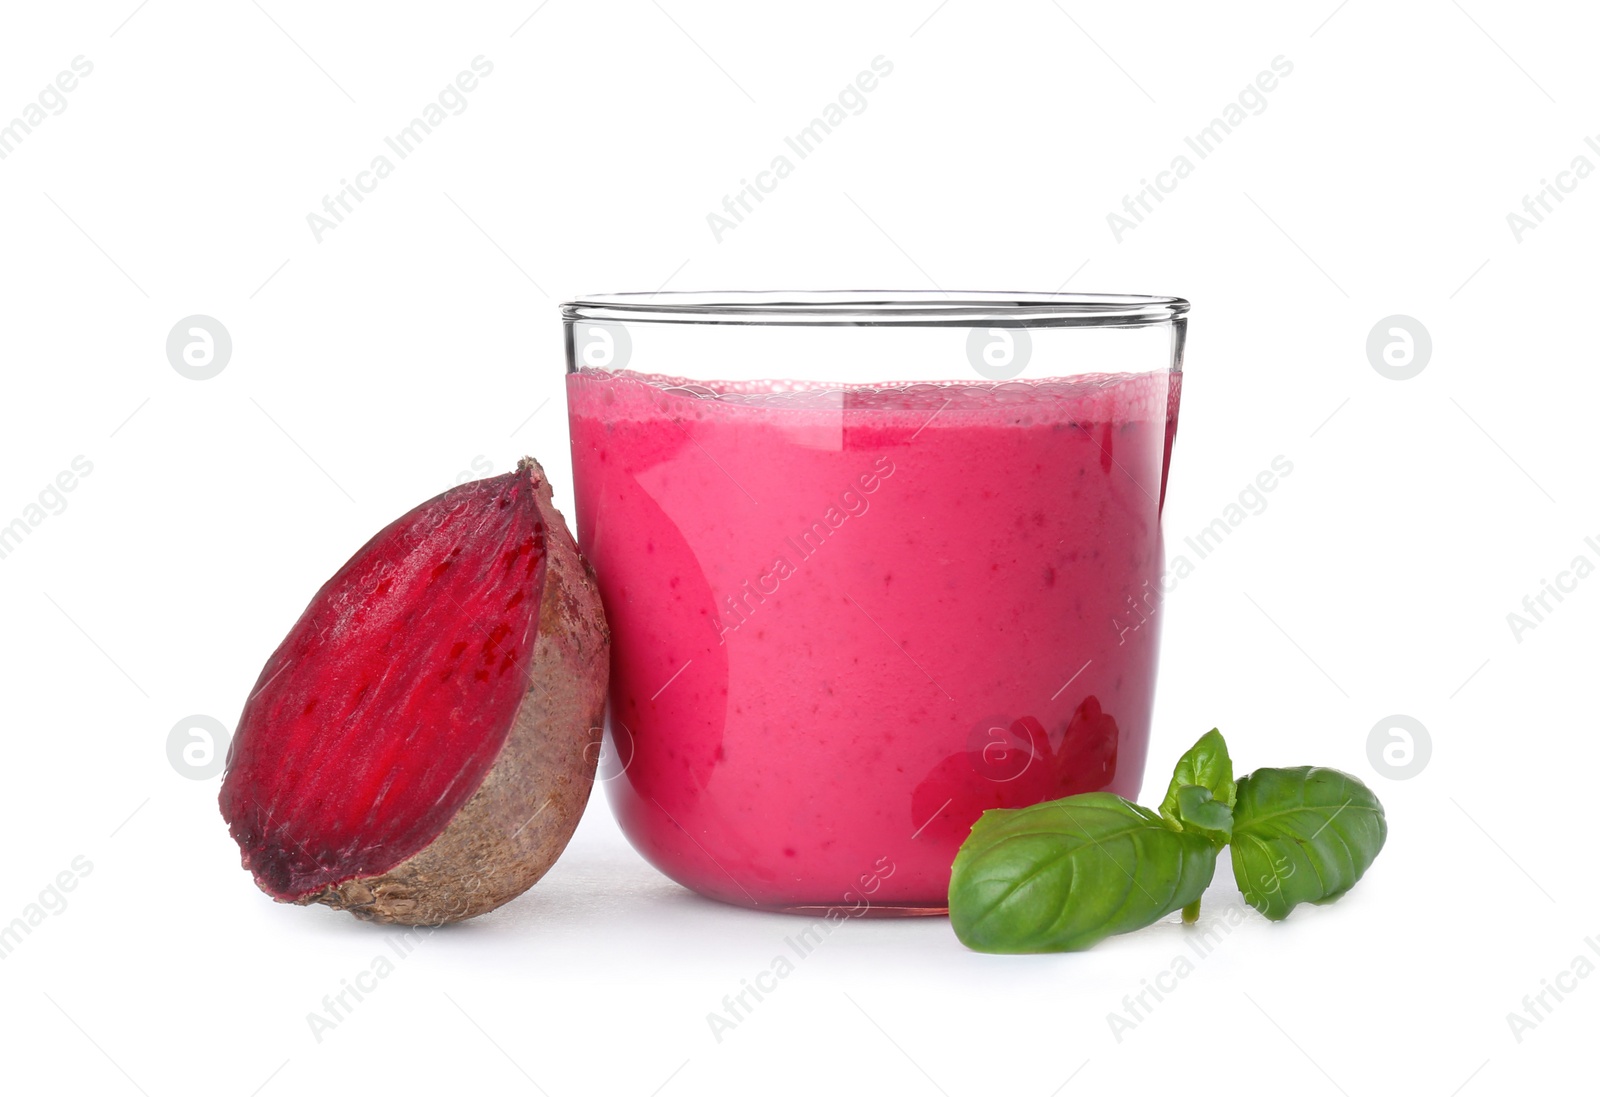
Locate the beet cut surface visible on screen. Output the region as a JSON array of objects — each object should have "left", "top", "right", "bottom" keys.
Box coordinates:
[{"left": 220, "top": 466, "right": 551, "bottom": 902}]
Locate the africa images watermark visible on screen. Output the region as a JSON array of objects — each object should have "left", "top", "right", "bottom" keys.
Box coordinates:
[
  {"left": 446, "top": 455, "right": 493, "bottom": 492},
  {"left": 715, "top": 455, "right": 897, "bottom": 643},
  {"left": 1504, "top": 533, "right": 1600, "bottom": 643},
  {"left": 1113, "top": 455, "right": 1294, "bottom": 645},
  {"left": 307, "top": 925, "right": 435, "bottom": 1042},
  {"left": 706, "top": 55, "right": 895, "bottom": 243},
  {"left": 1506, "top": 933, "right": 1600, "bottom": 1044},
  {"left": 1107, "top": 55, "right": 1294, "bottom": 242},
  {"left": 705, "top": 856, "right": 896, "bottom": 1043},
  {"left": 1505, "top": 132, "right": 1600, "bottom": 243},
  {"left": 0, "top": 56, "right": 94, "bottom": 162},
  {"left": 0, "top": 856, "right": 93, "bottom": 961},
  {"left": 306, "top": 56, "right": 495, "bottom": 242},
  {"left": 306, "top": 877, "right": 492, "bottom": 1043},
  {"left": 0, "top": 456, "right": 95, "bottom": 563},
  {"left": 1105, "top": 895, "right": 1263, "bottom": 1043}
]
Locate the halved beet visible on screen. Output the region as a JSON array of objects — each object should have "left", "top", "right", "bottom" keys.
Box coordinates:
[{"left": 220, "top": 458, "right": 608, "bottom": 925}]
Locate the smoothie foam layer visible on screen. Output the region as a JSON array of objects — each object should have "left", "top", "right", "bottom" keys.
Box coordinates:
[
  {"left": 568, "top": 366, "right": 1177, "bottom": 910},
  {"left": 571, "top": 368, "right": 1172, "bottom": 419}
]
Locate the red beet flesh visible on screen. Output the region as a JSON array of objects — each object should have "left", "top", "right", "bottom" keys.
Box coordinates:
[{"left": 220, "top": 467, "right": 548, "bottom": 902}]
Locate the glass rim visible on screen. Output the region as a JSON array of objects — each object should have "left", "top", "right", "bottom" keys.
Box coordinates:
[{"left": 562, "top": 290, "right": 1188, "bottom": 328}]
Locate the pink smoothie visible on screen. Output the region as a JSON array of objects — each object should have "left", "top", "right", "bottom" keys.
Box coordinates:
[{"left": 566, "top": 367, "right": 1179, "bottom": 911}]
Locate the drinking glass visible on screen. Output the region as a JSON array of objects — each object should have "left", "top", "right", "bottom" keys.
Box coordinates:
[{"left": 563, "top": 291, "right": 1188, "bottom": 914}]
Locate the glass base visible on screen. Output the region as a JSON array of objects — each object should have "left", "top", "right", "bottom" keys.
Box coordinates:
[{"left": 768, "top": 903, "right": 949, "bottom": 918}]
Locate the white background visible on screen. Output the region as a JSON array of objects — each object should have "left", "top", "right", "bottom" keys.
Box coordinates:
[{"left": 1, "top": 2, "right": 1595, "bottom": 1094}]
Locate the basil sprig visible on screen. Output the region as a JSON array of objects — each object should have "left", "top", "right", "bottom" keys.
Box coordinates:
[{"left": 948, "top": 730, "right": 1386, "bottom": 953}]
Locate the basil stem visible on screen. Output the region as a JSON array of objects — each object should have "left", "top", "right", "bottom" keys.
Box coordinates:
[{"left": 1159, "top": 729, "right": 1237, "bottom": 921}]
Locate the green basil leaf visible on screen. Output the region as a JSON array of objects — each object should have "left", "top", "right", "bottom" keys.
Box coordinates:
[
  {"left": 1230, "top": 766, "right": 1387, "bottom": 921},
  {"left": 1159, "top": 729, "right": 1236, "bottom": 827},
  {"left": 1173, "top": 784, "right": 1232, "bottom": 845},
  {"left": 949, "top": 792, "right": 1220, "bottom": 953}
]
